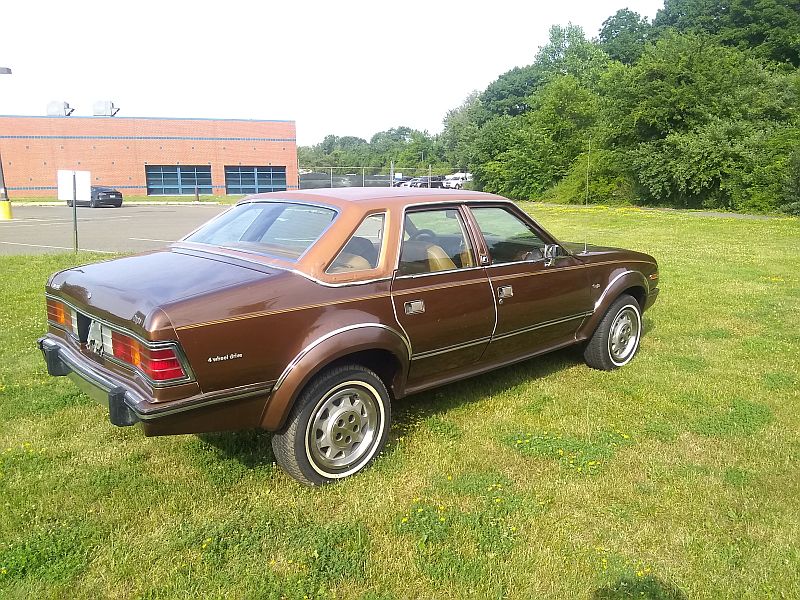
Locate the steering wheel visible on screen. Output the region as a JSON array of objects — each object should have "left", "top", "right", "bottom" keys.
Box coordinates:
[{"left": 412, "top": 228, "right": 437, "bottom": 242}]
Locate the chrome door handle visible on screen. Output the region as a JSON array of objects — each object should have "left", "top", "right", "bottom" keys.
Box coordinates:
[
  {"left": 497, "top": 285, "right": 513, "bottom": 299},
  {"left": 404, "top": 299, "right": 425, "bottom": 315}
]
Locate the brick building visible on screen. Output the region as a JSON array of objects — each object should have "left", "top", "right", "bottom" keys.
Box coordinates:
[{"left": 0, "top": 115, "right": 297, "bottom": 198}]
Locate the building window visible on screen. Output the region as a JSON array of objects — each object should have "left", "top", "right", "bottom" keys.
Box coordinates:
[
  {"left": 145, "top": 165, "right": 212, "bottom": 195},
  {"left": 225, "top": 166, "right": 286, "bottom": 194}
]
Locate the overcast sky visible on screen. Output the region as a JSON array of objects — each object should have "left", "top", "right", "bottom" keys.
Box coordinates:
[{"left": 0, "top": 0, "right": 663, "bottom": 145}]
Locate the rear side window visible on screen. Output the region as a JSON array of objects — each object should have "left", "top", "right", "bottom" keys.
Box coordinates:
[
  {"left": 470, "top": 207, "right": 545, "bottom": 264},
  {"left": 327, "top": 213, "right": 385, "bottom": 274}
]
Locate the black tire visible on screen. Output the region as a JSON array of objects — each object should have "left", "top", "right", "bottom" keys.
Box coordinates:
[
  {"left": 66, "top": 200, "right": 73, "bottom": 207},
  {"left": 90, "top": 197, "right": 98, "bottom": 208},
  {"left": 583, "top": 294, "right": 642, "bottom": 370},
  {"left": 271, "top": 364, "right": 391, "bottom": 486}
]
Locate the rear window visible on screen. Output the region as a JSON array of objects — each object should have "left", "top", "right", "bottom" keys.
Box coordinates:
[{"left": 184, "top": 202, "right": 337, "bottom": 261}]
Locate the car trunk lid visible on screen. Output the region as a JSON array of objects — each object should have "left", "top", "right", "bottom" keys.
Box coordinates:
[{"left": 48, "top": 248, "right": 277, "bottom": 329}]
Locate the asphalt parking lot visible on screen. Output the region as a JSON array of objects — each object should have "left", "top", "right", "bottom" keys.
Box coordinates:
[{"left": 0, "top": 204, "right": 228, "bottom": 255}]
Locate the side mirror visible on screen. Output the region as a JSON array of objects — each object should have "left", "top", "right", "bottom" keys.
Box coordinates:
[{"left": 543, "top": 244, "right": 560, "bottom": 267}]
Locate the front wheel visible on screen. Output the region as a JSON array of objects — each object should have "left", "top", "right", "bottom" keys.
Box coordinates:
[
  {"left": 583, "top": 294, "right": 642, "bottom": 370},
  {"left": 271, "top": 364, "right": 391, "bottom": 485}
]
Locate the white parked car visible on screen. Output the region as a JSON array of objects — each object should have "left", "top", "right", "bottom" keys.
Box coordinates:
[{"left": 443, "top": 172, "right": 472, "bottom": 189}]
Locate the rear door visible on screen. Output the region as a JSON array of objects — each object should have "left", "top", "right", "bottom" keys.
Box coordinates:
[
  {"left": 466, "top": 204, "right": 592, "bottom": 363},
  {"left": 391, "top": 206, "right": 495, "bottom": 384}
]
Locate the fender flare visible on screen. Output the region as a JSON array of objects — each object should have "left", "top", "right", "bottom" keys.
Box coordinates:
[
  {"left": 576, "top": 270, "right": 648, "bottom": 341},
  {"left": 260, "top": 323, "right": 411, "bottom": 431}
]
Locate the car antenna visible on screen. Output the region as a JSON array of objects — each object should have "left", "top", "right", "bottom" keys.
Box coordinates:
[{"left": 583, "top": 135, "right": 591, "bottom": 254}]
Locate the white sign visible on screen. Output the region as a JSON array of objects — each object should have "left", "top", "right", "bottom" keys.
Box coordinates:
[{"left": 57, "top": 170, "right": 91, "bottom": 202}]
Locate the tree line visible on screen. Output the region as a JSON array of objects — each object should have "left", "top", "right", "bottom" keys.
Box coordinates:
[{"left": 299, "top": 0, "right": 800, "bottom": 213}]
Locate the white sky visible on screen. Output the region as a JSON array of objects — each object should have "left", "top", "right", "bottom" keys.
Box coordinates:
[{"left": 0, "top": 0, "right": 663, "bottom": 146}]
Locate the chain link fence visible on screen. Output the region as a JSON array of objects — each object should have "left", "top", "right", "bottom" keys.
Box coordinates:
[{"left": 299, "top": 166, "right": 457, "bottom": 189}]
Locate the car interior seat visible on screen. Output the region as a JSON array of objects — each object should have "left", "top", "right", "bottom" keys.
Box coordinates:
[
  {"left": 400, "top": 241, "right": 457, "bottom": 274},
  {"left": 343, "top": 236, "right": 379, "bottom": 267},
  {"left": 328, "top": 252, "right": 372, "bottom": 273}
]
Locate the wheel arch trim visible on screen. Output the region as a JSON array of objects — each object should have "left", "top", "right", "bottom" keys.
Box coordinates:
[
  {"left": 262, "top": 323, "right": 410, "bottom": 431},
  {"left": 578, "top": 270, "right": 649, "bottom": 341}
]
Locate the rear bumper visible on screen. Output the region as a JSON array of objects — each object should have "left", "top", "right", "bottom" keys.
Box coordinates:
[
  {"left": 37, "top": 335, "right": 274, "bottom": 434},
  {"left": 38, "top": 336, "right": 141, "bottom": 426}
]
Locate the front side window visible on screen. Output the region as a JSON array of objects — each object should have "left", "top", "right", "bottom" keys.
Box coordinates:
[
  {"left": 184, "top": 202, "right": 336, "bottom": 261},
  {"left": 470, "top": 206, "right": 545, "bottom": 264},
  {"left": 327, "top": 213, "right": 385, "bottom": 274},
  {"left": 398, "top": 209, "right": 474, "bottom": 275}
]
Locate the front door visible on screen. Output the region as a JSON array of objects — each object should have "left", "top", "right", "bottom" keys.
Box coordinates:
[
  {"left": 467, "top": 205, "right": 592, "bottom": 363},
  {"left": 391, "top": 207, "right": 495, "bottom": 385}
]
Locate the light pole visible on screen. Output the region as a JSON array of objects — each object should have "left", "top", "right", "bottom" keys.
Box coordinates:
[{"left": 0, "top": 67, "right": 11, "bottom": 220}]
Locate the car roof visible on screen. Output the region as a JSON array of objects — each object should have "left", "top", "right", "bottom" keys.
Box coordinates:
[{"left": 241, "top": 187, "right": 508, "bottom": 211}]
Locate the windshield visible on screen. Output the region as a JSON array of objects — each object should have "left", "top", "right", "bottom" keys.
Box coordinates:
[{"left": 184, "top": 201, "right": 337, "bottom": 261}]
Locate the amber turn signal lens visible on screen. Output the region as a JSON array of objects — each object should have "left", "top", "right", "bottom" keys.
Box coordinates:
[{"left": 46, "top": 298, "right": 68, "bottom": 326}]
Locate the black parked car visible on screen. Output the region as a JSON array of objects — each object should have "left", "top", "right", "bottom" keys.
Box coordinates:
[
  {"left": 66, "top": 186, "right": 123, "bottom": 208},
  {"left": 410, "top": 176, "right": 446, "bottom": 189}
]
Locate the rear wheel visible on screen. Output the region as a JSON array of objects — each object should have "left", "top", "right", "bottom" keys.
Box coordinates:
[
  {"left": 271, "top": 364, "right": 391, "bottom": 486},
  {"left": 583, "top": 294, "right": 642, "bottom": 370}
]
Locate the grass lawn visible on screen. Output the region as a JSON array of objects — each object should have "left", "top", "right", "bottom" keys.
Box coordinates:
[{"left": 0, "top": 204, "right": 798, "bottom": 599}]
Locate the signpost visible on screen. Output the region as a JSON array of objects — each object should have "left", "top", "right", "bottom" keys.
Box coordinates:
[{"left": 57, "top": 170, "right": 90, "bottom": 252}]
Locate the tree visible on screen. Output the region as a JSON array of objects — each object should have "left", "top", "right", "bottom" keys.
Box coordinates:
[
  {"left": 654, "top": 0, "right": 800, "bottom": 67},
  {"left": 440, "top": 92, "right": 482, "bottom": 171},
  {"left": 598, "top": 9, "right": 652, "bottom": 64}
]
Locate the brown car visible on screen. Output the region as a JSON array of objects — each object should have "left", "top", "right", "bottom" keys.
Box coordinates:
[{"left": 38, "top": 188, "right": 659, "bottom": 485}]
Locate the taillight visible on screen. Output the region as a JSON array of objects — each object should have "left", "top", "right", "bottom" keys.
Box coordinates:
[
  {"left": 46, "top": 298, "right": 78, "bottom": 336},
  {"left": 141, "top": 347, "right": 186, "bottom": 381},
  {"left": 111, "top": 330, "right": 186, "bottom": 382}
]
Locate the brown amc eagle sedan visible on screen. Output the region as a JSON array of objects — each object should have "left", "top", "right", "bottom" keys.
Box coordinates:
[{"left": 38, "top": 188, "right": 659, "bottom": 485}]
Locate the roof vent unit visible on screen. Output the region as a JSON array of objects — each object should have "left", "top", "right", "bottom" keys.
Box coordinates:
[
  {"left": 93, "top": 100, "right": 120, "bottom": 117},
  {"left": 47, "top": 101, "right": 75, "bottom": 116}
]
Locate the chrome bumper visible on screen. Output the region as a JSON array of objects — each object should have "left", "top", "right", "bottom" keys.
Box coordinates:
[{"left": 38, "top": 336, "right": 140, "bottom": 426}]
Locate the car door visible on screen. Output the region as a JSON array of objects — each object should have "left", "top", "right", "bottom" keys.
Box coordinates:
[
  {"left": 391, "top": 206, "right": 495, "bottom": 385},
  {"left": 466, "top": 204, "right": 592, "bottom": 363}
]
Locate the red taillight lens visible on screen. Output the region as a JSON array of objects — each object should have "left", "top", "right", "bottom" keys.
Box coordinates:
[
  {"left": 111, "top": 330, "right": 186, "bottom": 382},
  {"left": 140, "top": 347, "right": 186, "bottom": 381}
]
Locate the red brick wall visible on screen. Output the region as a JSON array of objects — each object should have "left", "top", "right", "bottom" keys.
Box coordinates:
[{"left": 0, "top": 116, "right": 297, "bottom": 198}]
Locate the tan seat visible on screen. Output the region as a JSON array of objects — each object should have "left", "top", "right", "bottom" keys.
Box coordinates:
[
  {"left": 328, "top": 252, "right": 372, "bottom": 273},
  {"left": 425, "top": 244, "right": 456, "bottom": 272},
  {"left": 399, "top": 240, "right": 457, "bottom": 273}
]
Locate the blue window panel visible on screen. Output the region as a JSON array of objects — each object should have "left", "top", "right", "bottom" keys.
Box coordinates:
[
  {"left": 225, "top": 166, "right": 287, "bottom": 194},
  {"left": 145, "top": 165, "right": 212, "bottom": 195}
]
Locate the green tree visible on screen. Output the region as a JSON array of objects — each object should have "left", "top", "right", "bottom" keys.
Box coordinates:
[
  {"left": 598, "top": 9, "right": 652, "bottom": 64},
  {"left": 654, "top": 0, "right": 800, "bottom": 66}
]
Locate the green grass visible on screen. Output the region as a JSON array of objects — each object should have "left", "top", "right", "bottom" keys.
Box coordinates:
[{"left": 1, "top": 205, "right": 799, "bottom": 598}]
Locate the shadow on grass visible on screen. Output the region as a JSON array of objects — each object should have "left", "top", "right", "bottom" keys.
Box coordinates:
[
  {"left": 390, "top": 345, "right": 585, "bottom": 440},
  {"left": 592, "top": 575, "right": 687, "bottom": 599},
  {"left": 195, "top": 429, "right": 275, "bottom": 469}
]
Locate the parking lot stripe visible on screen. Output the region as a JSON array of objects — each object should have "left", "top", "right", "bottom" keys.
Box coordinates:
[
  {"left": 0, "top": 241, "right": 114, "bottom": 253},
  {"left": 129, "top": 237, "right": 174, "bottom": 243}
]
